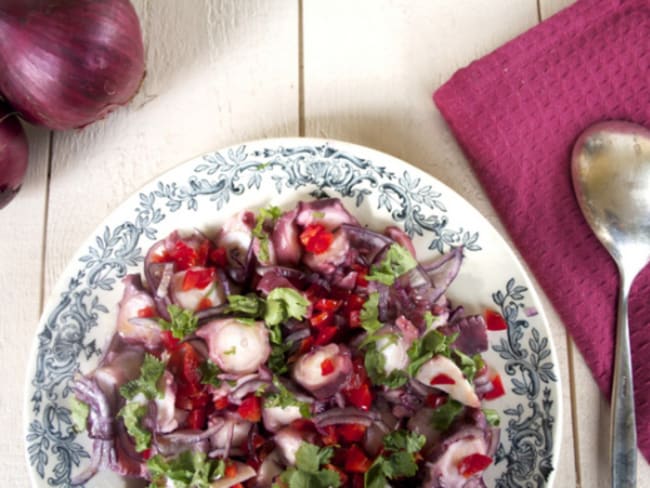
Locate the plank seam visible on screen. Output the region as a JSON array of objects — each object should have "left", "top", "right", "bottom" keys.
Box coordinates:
[
  {"left": 38, "top": 131, "right": 53, "bottom": 314},
  {"left": 298, "top": 0, "right": 305, "bottom": 137}
]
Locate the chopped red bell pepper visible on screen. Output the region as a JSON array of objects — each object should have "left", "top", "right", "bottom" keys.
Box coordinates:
[
  {"left": 425, "top": 392, "right": 448, "bottom": 409},
  {"left": 209, "top": 246, "right": 228, "bottom": 267},
  {"left": 187, "top": 408, "right": 206, "bottom": 430},
  {"left": 237, "top": 395, "right": 262, "bottom": 422},
  {"left": 430, "top": 373, "right": 456, "bottom": 386},
  {"left": 182, "top": 267, "right": 215, "bottom": 291},
  {"left": 214, "top": 396, "right": 229, "bottom": 410},
  {"left": 344, "top": 445, "right": 371, "bottom": 473},
  {"left": 484, "top": 309, "right": 508, "bottom": 331},
  {"left": 225, "top": 462, "right": 238, "bottom": 478},
  {"left": 314, "top": 325, "right": 338, "bottom": 346},
  {"left": 141, "top": 448, "right": 152, "bottom": 460},
  {"left": 161, "top": 330, "right": 180, "bottom": 351},
  {"left": 310, "top": 310, "right": 335, "bottom": 328},
  {"left": 197, "top": 297, "right": 213, "bottom": 311},
  {"left": 300, "top": 223, "right": 334, "bottom": 254},
  {"left": 337, "top": 423, "right": 367, "bottom": 443},
  {"left": 137, "top": 306, "right": 156, "bottom": 318},
  {"left": 321, "top": 425, "right": 339, "bottom": 446},
  {"left": 314, "top": 298, "right": 342, "bottom": 313},
  {"left": 483, "top": 373, "right": 506, "bottom": 400},
  {"left": 457, "top": 453, "right": 493, "bottom": 478},
  {"left": 351, "top": 263, "right": 369, "bottom": 287},
  {"left": 344, "top": 382, "right": 373, "bottom": 411},
  {"left": 321, "top": 358, "right": 335, "bottom": 376},
  {"left": 348, "top": 309, "right": 361, "bottom": 328}
]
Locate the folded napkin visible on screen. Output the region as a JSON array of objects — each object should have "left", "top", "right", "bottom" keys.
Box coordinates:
[{"left": 433, "top": 0, "right": 650, "bottom": 461}]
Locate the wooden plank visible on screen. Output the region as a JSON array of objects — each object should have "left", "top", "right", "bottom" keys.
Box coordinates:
[
  {"left": 538, "top": 0, "right": 650, "bottom": 485},
  {"left": 43, "top": 0, "right": 299, "bottom": 297},
  {"left": 302, "top": 1, "right": 577, "bottom": 486},
  {"left": 0, "top": 124, "right": 50, "bottom": 486}
]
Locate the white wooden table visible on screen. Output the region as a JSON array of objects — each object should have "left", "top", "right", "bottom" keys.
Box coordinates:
[{"left": 3, "top": 1, "right": 649, "bottom": 486}]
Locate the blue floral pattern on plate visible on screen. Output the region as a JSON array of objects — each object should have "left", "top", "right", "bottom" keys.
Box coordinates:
[{"left": 24, "top": 139, "right": 560, "bottom": 487}]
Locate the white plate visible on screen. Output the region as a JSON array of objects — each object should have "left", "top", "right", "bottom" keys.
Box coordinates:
[{"left": 24, "top": 138, "right": 561, "bottom": 487}]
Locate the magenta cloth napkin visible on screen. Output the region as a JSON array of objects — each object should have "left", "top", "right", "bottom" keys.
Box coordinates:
[{"left": 433, "top": 0, "right": 650, "bottom": 461}]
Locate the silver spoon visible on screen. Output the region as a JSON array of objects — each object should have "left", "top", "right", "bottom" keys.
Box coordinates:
[{"left": 571, "top": 120, "right": 650, "bottom": 488}]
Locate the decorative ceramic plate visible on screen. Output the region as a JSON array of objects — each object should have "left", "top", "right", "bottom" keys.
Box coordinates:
[{"left": 25, "top": 138, "right": 561, "bottom": 487}]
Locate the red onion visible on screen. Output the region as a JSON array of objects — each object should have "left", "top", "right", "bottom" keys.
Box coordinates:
[
  {"left": 0, "top": 104, "right": 28, "bottom": 209},
  {"left": 0, "top": 0, "right": 145, "bottom": 130}
]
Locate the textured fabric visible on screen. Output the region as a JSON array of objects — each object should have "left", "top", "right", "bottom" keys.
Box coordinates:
[{"left": 433, "top": 0, "right": 650, "bottom": 461}]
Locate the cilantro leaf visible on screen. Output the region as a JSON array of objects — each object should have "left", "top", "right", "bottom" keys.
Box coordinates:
[
  {"left": 199, "top": 359, "right": 222, "bottom": 387},
  {"left": 406, "top": 329, "right": 458, "bottom": 376},
  {"left": 119, "top": 354, "right": 166, "bottom": 400},
  {"left": 366, "top": 244, "right": 417, "bottom": 286},
  {"left": 280, "top": 442, "right": 341, "bottom": 488},
  {"left": 364, "top": 341, "right": 408, "bottom": 389},
  {"left": 253, "top": 206, "right": 283, "bottom": 262},
  {"left": 118, "top": 402, "right": 151, "bottom": 452},
  {"left": 360, "top": 292, "right": 382, "bottom": 335},
  {"left": 264, "top": 377, "right": 311, "bottom": 418},
  {"left": 364, "top": 430, "right": 425, "bottom": 487},
  {"left": 454, "top": 349, "right": 484, "bottom": 383},
  {"left": 158, "top": 305, "right": 198, "bottom": 340},
  {"left": 70, "top": 397, "right": 89, "bottom": 433},
  {"left": 226, "top": 293, "right": 265, "bottom": 317},
  {"left": 268, "top": 342, "right": 291, "bottom": 375},
  {"left": 147, "top": 450, "right": 225, "bottom": 487},
  {"left": 382, "top": 430, "right": 426, "bottom": 454},
  {"left": 483, "top": 408, "right": 501, "bottom": 427},
  {"left": 265, "top": 288, "right": 310, "bottom": 326},
  {"left": 431, "top": 399, "right": 464, "bottom": 431}
]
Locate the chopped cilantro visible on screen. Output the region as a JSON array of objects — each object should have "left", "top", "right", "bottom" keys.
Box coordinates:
[
  {"left": 147, "top": 450, "right": 225, "bottom": 487},
  {"left": 119, "top": 354, "right": 166, "bottom": 400},
  {"left": 311, "top": 211, "right": 325, "bottom": 219},
  {"left": 382, "top": 429, "right": 426, "bottom": 453},
  {"left": 366, "top": 244, "right": 417, "bottom": 286},
  {"left": 199, "top": 359, "right": 222, "bottom": 387},
  {"left": 424, "top": 310, "right": 435, "bottom": 328},
  {"left": 483, "top": 408, "right": 501, "bottom": 427},
  {"left": 223, "top": 346, "right": 236, "bottom": 355},
  {"left": 253, "top": 206, "right": 283, "bottom": 262},
  {"left": 279, "top": 442, "right": 341, "bottom": 488},
  {"left": 430, "top": 399, "right": 463, "bottom": 431},
  {"left": 364, "top": 341, "right": 408, "bottom": 389},
  {"left": 406, "top": 329, "right": 458, "bottom": 376},
  {"left": 158, "top": 305, "right": 198, "bottom": 340},
  {"left": 454, "top": 349, "right": 484, "bottom": 383},
  {"left": 226, "top": 293, "right": 265, "bottom": 317},
  {"left": 359, "top": 292, "right": 382, "bottom": 335},
  {"left": 118, "top": 402, "right": 151, "bottom": 452},
  {"left": 265, "top": 288, "right": 310, "bottom": 326},
  {"left": 264, "top": 377, "right": 312, "bottom": 418},
  {"left": 70, "top": 397, "right": 89, "bottom": 433},
  {"left": 364, "top": 430, "right": 426, "bottom": 488},
  {"left": 268, "top": 342, "right": 291, "bottom": 375}
]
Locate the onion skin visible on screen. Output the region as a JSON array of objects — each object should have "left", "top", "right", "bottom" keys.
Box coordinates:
[
  {"left": 0, "top": 0, "right": 145, "bottom": 130},
  {"left": 0, "top": 104, "right": 28, "bottom": 209}
]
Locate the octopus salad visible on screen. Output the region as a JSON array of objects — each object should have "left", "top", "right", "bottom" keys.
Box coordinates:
[{"left": 71, "top": 198, "right": 507, "bottom": 487}]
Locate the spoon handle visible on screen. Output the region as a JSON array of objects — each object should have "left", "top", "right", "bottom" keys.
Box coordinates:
[{"left": 611, "top": 274, "right": 637, "bottom": 488}]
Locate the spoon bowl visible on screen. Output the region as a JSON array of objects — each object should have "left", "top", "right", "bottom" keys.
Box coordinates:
[{"left": 571, "top": 120, "right": 650, "bottom": 488}]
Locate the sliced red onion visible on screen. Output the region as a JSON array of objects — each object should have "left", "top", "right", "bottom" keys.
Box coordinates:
[
  {"left": 384, "top": 226, "right": 416, "bottom": 258},
  {"left": 284, "top": 328, "right": 311, "bottom": 344},
  {"left": 341, "top": 223, "right": 392, "bottom": 264},
  {"left": 70, "top": 439, "right": 112, "bottom": 486},
  {"left": 154, "top": 419, "right": 225, "bottom": 457},
  {"left": 228, "top": 379, "right": 272, "bottom": 404},
  {"left": 313, "top": 407, "right": 378, "bottom": 427},
  {"left": 423, "top": 246, "right": 464, "bottom": 288},
  {"left": 195, "top": 303, "right": 229, "bottom": 323}
]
